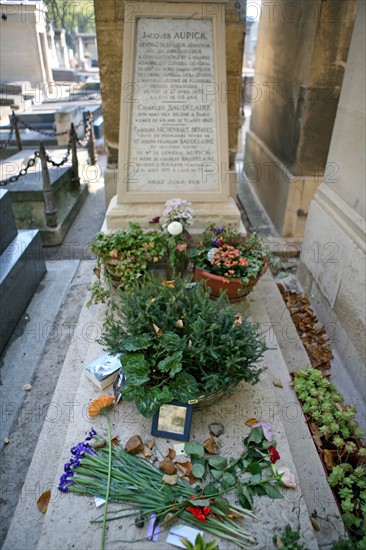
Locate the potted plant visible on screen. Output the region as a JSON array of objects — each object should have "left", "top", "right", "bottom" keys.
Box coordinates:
[
  {"left": 88, "top": 223, "right": 168, "bottom": 295},
  {"left": 100, "top": 276, "right": 266, "bottom": 417},
  {"left": 190, "top": 225, "right": 269, "bottom": 302}
]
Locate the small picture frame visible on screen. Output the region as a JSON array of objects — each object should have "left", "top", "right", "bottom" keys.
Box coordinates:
[{"left": 151, "top": 401, "right": 193, "bottom": 441}]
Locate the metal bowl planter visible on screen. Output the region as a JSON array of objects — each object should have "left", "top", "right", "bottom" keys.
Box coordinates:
[{"left": 190, "top": 382, "right": 240, "bottom": 410}]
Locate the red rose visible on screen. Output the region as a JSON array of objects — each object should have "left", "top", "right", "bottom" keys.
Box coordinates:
[{"left": 268, "top": 446, "right": 280, "bottom": 464}]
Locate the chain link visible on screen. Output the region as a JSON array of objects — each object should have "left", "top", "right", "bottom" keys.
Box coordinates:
[
  {"left": 76, "top": 114, "right": 92, "bottom": 147},
  {"left": 0, "top": 114, "right": 92, "bottom": 185},
  {"left": 15, "top": 115, "right": 86, "bottom": 137},
  {"left": 0, "top": 126, "right": 14, "bottom": 150},
  {"left": 0, "top": 151, "right": 40, "bottom": 186},
  {"left": 45, "top": 141, "right": 72, "bottom": 167}
]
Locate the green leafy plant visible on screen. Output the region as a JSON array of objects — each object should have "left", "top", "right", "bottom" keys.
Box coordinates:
[
  {"left": 183, "top": 425, "right": 289, "bottom": 512},
  {"left": 273, "top": 524, "right": 307, "bottom": 549},
  {"left": 190, "top": 226, "right": 269, "bottom": 287},
  {"left": 180, "top": 534, "right": 218, "bottom": 550},
  {"left": 293, "top": 367, "right": 364, "bottom": 454},
  {"left": 100, "top": 276, "right": 266, "bottom": 417},
  {"left": 88, "top": 223, "right": 168, "bottom": 300},
  {"left": 328, "top": 463, "right": 366, "bottom": 547}
]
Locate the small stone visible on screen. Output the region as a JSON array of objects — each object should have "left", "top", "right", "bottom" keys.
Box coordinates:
[
  {"left": 92, "top": 439, "right": 106, "bottom": 449},
  {"left": 209, "top": 422, "right": 224, "bottom": 437},
  {"left": 3, "top": 437, "right": 10, "bottom": 444},
  {"left": 149, "top": 454, "right": 158, "bottom": 463},
  {"left": 22, "top": 384, "right": 32, "bottom": 391},
  {"left": 310, "top": 516, "right": 320, "bottom": 531},
  {"left": 273, "top": 379, "right": 284, "bottom": 388},
  {"left": 159, "top": 459, "right": 176, "bottom": 475},
  {"left": 124, "top": 435, "right": 144, "bottom": 455},
  {"left": 135, "top": 515, "right": 145, "bottom": 528},
  {"left": 145, "top": 439, "right": 154, "bottom": 449}
]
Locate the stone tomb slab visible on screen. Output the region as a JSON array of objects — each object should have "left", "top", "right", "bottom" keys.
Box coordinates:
[{"left": 0, "top": 149, "right": 89, "bottom": 246}]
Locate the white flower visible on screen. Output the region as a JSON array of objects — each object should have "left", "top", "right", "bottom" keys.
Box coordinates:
[
  {"left": 207, "top": 247, "right": 217, "bottom": 263},
  {"left": 167, "top": 221, "right": 183, "bottom": 236}
]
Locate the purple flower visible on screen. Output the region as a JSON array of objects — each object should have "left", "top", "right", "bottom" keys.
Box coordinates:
[
  {"left": 148, "top": 216, "right": 160, "bottom": 224},
  {"left": 211, "top": 237, "right": 220, "bottom": 247},
  {"left": 85, "top": 428, "right": 97, "bottom": 441},
  {"left": 213, "top": 226, "right": 224, "bottom": 235},
  {"left": 58, "top": 471, "right": 75, "bottom": 493}
]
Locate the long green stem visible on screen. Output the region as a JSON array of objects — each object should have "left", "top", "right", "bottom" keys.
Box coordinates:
[{"left": 101, "top": 414, "right": 112, "bottom": 550}]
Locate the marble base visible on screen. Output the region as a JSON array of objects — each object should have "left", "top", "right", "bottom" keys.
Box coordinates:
[{"left": 103, "top": 194, "right": 246, "bottom": 237}]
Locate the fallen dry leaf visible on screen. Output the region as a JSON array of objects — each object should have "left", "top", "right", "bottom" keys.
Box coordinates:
[
  {"left": 323, "top": 449, "right": 335, "bottom": 470},
  {"left": 310, "top": 516, "right": 320, "bottom": 531},
  {"left": 111, "top": 436, "right": 120, "bottom": 446},
  {"left": 153, "top": 323, "right": 163, "bottom": 336},
  {"left": 245, "top": 418, "right": 258, "bottom": 427},
  {"left": 175, "top": 461, "right": 193, "bottom": 475},
  {"left": 273, "top": 379, "right": 283, "bottom": 388},
  {"left": 37, "top": 490, "right": 51, "bottom": 513},
  {"left": 228, "top": 510, "right": 244, "bottom": 519},
  {"left": 162, "top": 280, "right": 175, "bottom": 288},
  {"left": 162, "top": 474, "right": 178, "bottom": 485},
  {"left": 203, "top": 437, "right": 217, "bottom": 454},
  {"left": 145, "top": 439, "right": 154, "bottom": 449},
  {"left": 166, "top": 448, "right": 176, "bottom": 460},
  {"left": 274, "top": 535, "right": 284, "bottom": 548},
  {"left": 143, "top": 447, "right": 153, "bottom": 458},
  {"left": 182, "top": 473, "right": 196, "bottom": 484}
]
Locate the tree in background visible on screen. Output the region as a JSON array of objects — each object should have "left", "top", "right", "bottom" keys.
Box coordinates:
[{"left": 44, "top": 0, "right": 96, "bottom": 36}]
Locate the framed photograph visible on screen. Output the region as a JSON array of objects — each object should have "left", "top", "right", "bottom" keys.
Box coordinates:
[{"left": 151, "top": 401, "right": 193, "bottom": 441}]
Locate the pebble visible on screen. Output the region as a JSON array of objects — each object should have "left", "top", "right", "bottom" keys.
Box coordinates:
[{"left": 209, "top": 422, "right": 224, "bottom": 437}]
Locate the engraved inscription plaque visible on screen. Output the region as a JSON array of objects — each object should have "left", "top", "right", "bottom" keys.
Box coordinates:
[{"left": 128, "top": 18, "right": 218, "bottom": 193}]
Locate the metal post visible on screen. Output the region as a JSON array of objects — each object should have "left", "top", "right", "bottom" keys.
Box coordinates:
[
  {"left": 39, "top": 142, "right": 58, "bottom": 228},
  {"left": 12, "top": 110, "right": 22, "bottom": 152},
  {"left": 87, "top": 111, "right": 97, "bottom": 165},
  {"left": 70, "top": 123, "right": 80, "bottom": 189}
]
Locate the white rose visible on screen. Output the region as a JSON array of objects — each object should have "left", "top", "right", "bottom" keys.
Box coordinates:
[{"left": 167, "top": 221, "right": 183, "bottom": 236}]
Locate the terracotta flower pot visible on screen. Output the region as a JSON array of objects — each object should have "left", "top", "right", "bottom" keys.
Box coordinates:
[{"left": 194, "top": 263, "right": 268, "bottom": 303}]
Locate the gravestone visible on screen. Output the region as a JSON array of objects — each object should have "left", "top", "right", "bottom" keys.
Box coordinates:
[
  {"left": 0, "top": 189, "right": 46, "bottom": 353},
  {"left": 104, "top": 0, "right": 244, "bottom": 234}
]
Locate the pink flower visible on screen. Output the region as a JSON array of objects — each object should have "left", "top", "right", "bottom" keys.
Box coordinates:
[{"left": 277, "top": 466, "right": 297, "bottom": 489}]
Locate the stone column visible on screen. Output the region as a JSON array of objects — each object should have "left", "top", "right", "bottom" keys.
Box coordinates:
[
  {"left": 298, "top": 0, "right": 366, "bottom": 398},
  {"left": 39, "top": 31, "right": 54, "bottom": 88},
  {"left": 243, "top": 0, "right": 358, "bottom": 237}
]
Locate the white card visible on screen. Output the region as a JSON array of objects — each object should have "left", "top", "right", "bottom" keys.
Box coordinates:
[
  {"left": 94, "top": 496, "right": 106, "bottom": 507},
  {"left": 166, "top": 525, "right": 203, "bottom": 548}
]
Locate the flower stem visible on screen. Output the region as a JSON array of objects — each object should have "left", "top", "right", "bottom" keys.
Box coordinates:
[{"left": 101, "top": 414, "right": 112, "bottom": 550}]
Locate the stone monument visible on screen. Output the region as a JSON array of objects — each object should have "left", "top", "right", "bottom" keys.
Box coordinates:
[{"left": 104, "top": 0, "right": 244, "bottom": 234}]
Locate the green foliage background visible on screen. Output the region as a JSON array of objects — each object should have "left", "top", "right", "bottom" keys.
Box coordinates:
[{"left": 44, "top": 0, "right": 96, "bottom": 36}]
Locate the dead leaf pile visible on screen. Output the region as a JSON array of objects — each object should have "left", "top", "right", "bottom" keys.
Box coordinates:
[{"left": 279, "top": 288, "right": 334, "bottom": 369}]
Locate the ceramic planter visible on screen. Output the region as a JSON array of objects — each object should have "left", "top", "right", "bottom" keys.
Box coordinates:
[{"left": 194, "top": 263, "right": 268, "bottom": 302}]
